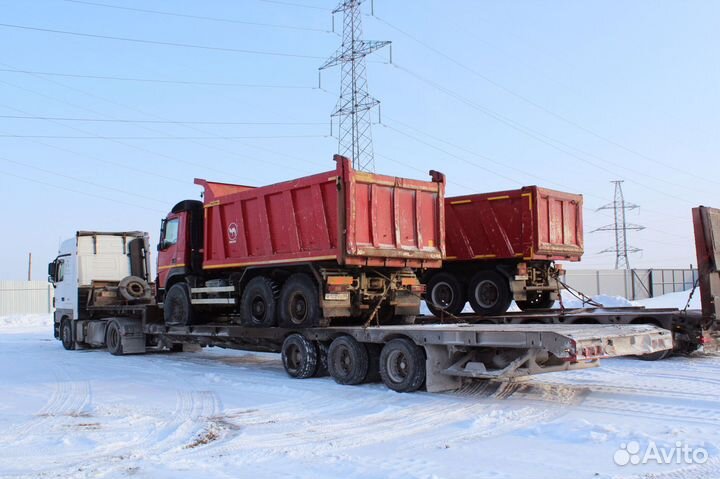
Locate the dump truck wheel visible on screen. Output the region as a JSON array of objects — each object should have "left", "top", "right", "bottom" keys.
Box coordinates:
[
  {"left": 426, "top": 273, "right": 466, "bottom": 317},
  {"left": 106, "top": 321, "right": 124, "bottom": 356},
  {"left": 327, "top": 336, "right": 369, "bottom": 385},
  {"left": 278, "top": 274, "right": 320, "bottom": 328},
  {"left": 379, "top": 338, "right": 426, "bottom": 393},
  {"left": 241, "top": 276, "right": 279, "bottom": 327},
  {"left": 517, "top": 292, "right": 555, "bottom": 311},
  {"left": 60, "top": 319, "right": 75, "bottom": 351},
  {"left": 467, "top": 271, "right": 512, "bottom": 316},
  {"left": 164, "top": 283, "right": 195, "bottom": 326},
  {"left": 281, "top": 334, "right": 318, "bottom": 379}
]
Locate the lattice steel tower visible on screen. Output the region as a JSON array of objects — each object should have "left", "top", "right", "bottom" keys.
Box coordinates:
[
  {"left": 320, "top": 0, "right": 390, "bottom": 171},
  {"left": 592, "top": 180, "right": 645, "bottom": 269}
]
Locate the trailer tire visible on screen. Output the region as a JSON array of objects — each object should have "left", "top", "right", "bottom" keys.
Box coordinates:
[
  {"left": 379, "top": 338, "right": 426, "bottom": 393},
  {"left": 636, "top": 350, "right": 672, "bottom": 361},
  {"left": 327, "top": 336, "right": 369, "bottom": 385},
  {"left": 468, "top": 271, "right": 512, "bottom": 316},
  {"left": 60, "top": 319, "right": 75, "bottom": 351},
  {"left": 278, "top": 274, "right": 321, "bottom": 328},
  {"left": 106, "top": 321, "right": 124, "bottom": 356},
  {"left": 516, "top": 292, "right": 555, "bottom": 311},
  {"left": 281, "top": 334, "right": 318, "bottom": 379},
  {"left": 241, "top": 276, "right": 279, "bottom": 327},
  {"left": 164, "top": 283, "right": 195, "bottom": 326},
  {"left": 426, "top": 273, "right": 466, "bottom": 317}
]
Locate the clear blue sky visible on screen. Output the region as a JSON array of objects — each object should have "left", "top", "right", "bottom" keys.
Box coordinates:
[{"left": 1, "top": 0, "right": 718, "bottom": 280}]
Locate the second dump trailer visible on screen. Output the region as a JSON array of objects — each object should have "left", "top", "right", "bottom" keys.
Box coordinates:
[{"left": 425, "top": 186, "right": 583, "bottom": 317}]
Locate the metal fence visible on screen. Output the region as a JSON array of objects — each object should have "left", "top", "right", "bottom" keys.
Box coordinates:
[
  {"left": 0, "top": 280, "right": 54, "bottom": 315},
  {"left": 562, "top": 269, "right": 697, "bottom": 301}
]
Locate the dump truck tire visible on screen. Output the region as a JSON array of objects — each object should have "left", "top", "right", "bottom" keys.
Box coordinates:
[
  {"left": 426, "top": 273, "right": 466, "bottom": 317},
  {"left": 164, "top": 283, "right": 195, "bottom": 326},
  {"left": 467, "top": 271, "right": 512, "bottom": 316},
  {"left": 241, "top": 276, "right": 279, "bottom": 327},
  {"left": 278, "top": 274, "right": 321, "bottom": 328}
]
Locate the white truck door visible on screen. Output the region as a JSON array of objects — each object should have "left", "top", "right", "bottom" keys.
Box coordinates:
[{"left": 54, "top": 247, "right": 78, "bottom": 319}]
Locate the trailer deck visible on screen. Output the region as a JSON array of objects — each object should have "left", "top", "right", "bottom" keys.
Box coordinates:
[{"left": 102, "top": 319, "right": 672, "bottom": 392}]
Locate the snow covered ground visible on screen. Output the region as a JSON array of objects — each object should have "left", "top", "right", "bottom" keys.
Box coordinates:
[{"left": 1, "top": 291, "right": 718, "bottom": 479}]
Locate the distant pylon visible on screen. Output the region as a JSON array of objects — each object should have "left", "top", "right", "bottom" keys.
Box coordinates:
[
  {"left": 592, "top": 180, "right": 644, "bottom": 269},
  {"left": 319, "top": 0, "right": 390, "bottom": 172}
]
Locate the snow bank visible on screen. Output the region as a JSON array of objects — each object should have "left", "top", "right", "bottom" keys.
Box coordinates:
[
  {"left": 632, "top": 289, "right": 700, "bottom": 310},
  {"left": 0, "top": 314, "right": 53, "bottom": 332}
]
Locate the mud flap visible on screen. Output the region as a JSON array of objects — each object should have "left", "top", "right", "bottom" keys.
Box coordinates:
[{"left": 111, "top": 317, "right": 146, "bottom": 354}]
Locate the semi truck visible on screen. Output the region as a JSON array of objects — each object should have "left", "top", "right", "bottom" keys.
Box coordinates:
[
  {"left": 425, "top": 186, "right": 583, "bottom": 316},
  {"left": 155, "top": 155, "right": 445, "bottom": 328}
]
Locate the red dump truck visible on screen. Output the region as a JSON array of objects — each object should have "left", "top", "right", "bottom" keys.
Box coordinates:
[
  {"left": 425, "top": 186, "right": 583, "bottom": 316},
  {"left": 158, "top": 155, "right": 446, "bottom": 327}
]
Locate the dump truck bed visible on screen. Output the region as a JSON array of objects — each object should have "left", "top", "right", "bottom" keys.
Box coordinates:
[
  {"left": 445, "top": 186, "right": 583, "bottom": 261},
  {"left": 196, "top": 156, "right": 445, "bottom": 269}
]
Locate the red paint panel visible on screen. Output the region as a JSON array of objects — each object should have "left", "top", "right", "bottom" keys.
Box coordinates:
[
  {"left": 446, "top": 186, "right": 583, "bottom": 261},
  {"left": 194, "top": 155, "right": 445, "bottom": 269}
]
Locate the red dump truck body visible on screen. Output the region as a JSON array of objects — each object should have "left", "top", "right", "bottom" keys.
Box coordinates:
[
  {"left": 196, "top": 155, "right": 445, "bottom": 270},
  {"left": 445, "top": 186, "right": 583, "bottom": 262}
]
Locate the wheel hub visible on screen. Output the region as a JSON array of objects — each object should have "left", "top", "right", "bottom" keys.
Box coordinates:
[
  {"left": 431, "top": 281, "right": 454, "bottom": 308},
  {"left": 475, "top": 280, "right": 499, "bottom": 308}
]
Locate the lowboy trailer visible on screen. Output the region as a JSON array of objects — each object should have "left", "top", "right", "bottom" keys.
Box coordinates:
[{"left": 49, "top": 228, "right": 672, "bottom": 393}]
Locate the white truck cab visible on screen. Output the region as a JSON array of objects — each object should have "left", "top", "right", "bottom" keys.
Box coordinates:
[{"left": 49, "top": 231, "right": 153, "bottom": 342}]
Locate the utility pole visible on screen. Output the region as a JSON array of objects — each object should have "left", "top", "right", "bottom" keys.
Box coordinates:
[
  {"left": 28, "top": 252, "right": 32, "bottom": 281},
  {"left": 320, "top": 0, "right": 390, "bottom": 172},
  {"left": 592, "top": 181, "right": 644, "bottom": 269}
]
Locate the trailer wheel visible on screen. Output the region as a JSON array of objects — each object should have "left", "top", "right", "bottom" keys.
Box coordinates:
[
  {"left": 468, "top": 271, "right": 512, "bottom": 316},
  {"left": 278, "top": 274, "right": 320, "bottom": 328},
  {"left": 327, "top": 336, "right": 369, "bottom": 385},
  {"left": 426, "top": 273, "right": 466, "bottom": 317},
  {"left": 516, "top": 292, "right": 555, "bottom": 311},
  {"left": 379, "top": 338, "right": 426, "bottom": 393},
  {"left": 60, "top": 319, "right": 75, "bottom": 351},
  {"left": 106, "top": 321, "right": 124, "bottom": 356},
  {"left": 164, "top": 283, "right": 195, "bottom": 326},
  {"left": 241, "top": 276, "right": 279, "bottom": 327},
  {"left": 281, "top": 334, "right": 318, "bottom": 379},
  {"left": 636, "top": 350, "right": 672, "bottom": 361}
]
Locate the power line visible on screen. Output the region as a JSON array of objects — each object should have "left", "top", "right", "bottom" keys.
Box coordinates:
[
  {"left": 0, "top": 23, "right": 325, "bottom": 59},
  {"left": 0, "top": 114, "right": 325, "bottom": 126},
  {"left": 392, "top": 62, "right": 707, "bottom": 206},
  {"left": 0, "top": 156, "right": 168, "bottom": 204},
  {"left": 0, "top": 169, "right": 165, "bottom": 213},
  {"left": 372, "top": 14, "right": 718, "bottom": 188},
  {"left": 0, "top": 63, "right": 327, "bottom": 177},
  {"left": 64, "top": 0, "right": 332, "bottom": 33},
  {"left": 0, "top": 67, "right": 317, "bottom": 89},
  {"left": 0, "top": 134, "right": 328, "bottom": 140}
]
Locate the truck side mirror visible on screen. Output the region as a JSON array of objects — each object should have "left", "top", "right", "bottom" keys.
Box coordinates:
[{"left": 47, "top": 260, "right": 56, "bottom": 283}]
